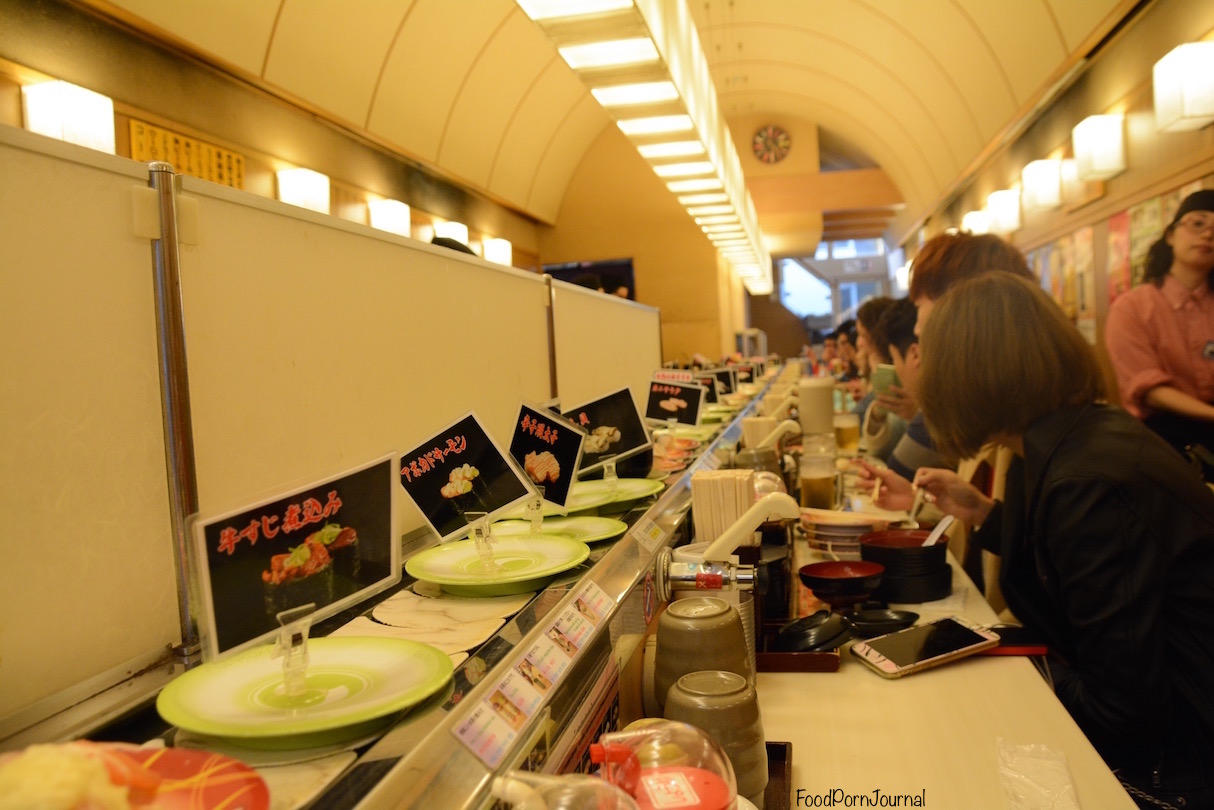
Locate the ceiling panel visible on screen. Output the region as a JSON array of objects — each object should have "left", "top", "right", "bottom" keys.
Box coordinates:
[
  {"left": 262, "top": 0, "right": 407, "bottom": 126},
  {"left": 81, "top": 0, "right": 1137, "bottom": 253}
]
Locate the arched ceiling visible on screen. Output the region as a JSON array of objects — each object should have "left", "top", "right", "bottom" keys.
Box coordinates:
[{"left": 79, "top": 0, "right": 1137, "bottom": 254}]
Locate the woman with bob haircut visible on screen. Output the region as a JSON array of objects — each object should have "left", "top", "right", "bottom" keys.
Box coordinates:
[{"left": 914, "top": 273, "right": 1214, "bottom": 808}]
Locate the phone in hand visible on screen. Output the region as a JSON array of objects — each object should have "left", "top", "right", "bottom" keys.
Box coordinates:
[
  {"left": 850, "top": 616, "right": 999, "bottom": 678},
  {"left": 870, "top": 363, "right": 900, "bottom": 397}
]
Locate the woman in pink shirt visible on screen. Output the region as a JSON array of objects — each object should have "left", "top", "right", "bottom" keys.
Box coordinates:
[{"left": 1106, "top": 190, "right": 1214, "bottom": 458}]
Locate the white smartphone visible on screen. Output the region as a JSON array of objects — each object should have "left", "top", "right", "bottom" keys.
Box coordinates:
[
  {"left": 870, "top": 363, "right": 899, "bottom": 397},
  {"left": 850, "top": 616, "right": 1000, "bottom": 678}
]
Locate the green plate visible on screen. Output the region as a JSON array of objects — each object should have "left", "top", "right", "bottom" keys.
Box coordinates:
[
  {"left": 405, "top": 535, "right": 590, "bottom": 596},
  {"left": 156, "top": 637, "right": 453, "bottom": 744},
  {"left": 572, "top": 477, "right": 665, "bottom": 506},
  {"left": 491, "top": 516, "right": 628, "bottom": 544}
]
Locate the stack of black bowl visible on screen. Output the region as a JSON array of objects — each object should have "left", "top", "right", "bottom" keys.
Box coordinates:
[{"left": 859, "top": 528, "right": 952, "bottom": 603}]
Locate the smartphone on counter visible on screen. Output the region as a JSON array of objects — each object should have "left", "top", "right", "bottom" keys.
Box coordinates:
[
  {"left": 870, "top": 363, "right": 899, "bottom": 397},
  {"left": 850, "top": 616, "right": 999, "bottom": 678}
]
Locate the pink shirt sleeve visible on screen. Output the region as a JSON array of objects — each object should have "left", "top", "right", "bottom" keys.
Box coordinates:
[{"left": 1104, "top": 287, "right": 1174, "bottom": 418}]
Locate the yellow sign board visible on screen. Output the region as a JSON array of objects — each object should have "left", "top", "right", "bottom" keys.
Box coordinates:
[{"left": 129, "top": 119, "right": 245, "bottom": 189}]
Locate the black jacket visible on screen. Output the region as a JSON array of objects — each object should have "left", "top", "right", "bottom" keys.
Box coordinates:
[{"left": 977, "top": 404, "right": 1214, "bottom": 768}]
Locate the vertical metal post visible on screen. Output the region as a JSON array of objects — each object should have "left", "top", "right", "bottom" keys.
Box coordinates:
[
  {"left": 148, "top": 162, "right": 202, "bottom": 665},
  {"left": 544, "top": 274, "right": 559, "bottom": 399}
]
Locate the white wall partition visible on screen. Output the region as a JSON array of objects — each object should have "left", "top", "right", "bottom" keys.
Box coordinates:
[
  {"left": 0, "top": 124, "right": 664, "bottom": 745},
  {"left": 175, "top": 177, "right": 553, "bottom": 529},
  {"left": 550, "top": 281, "right": 662, "bottom": 411},
  {"left": 0, "top": 128, "right": 179, "bottom": 729}
]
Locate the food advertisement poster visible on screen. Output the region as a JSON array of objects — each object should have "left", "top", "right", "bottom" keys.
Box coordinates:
[
  {"left": 400, "top": 412, "right": 535, "bottom": 544},
  {"left": 508, "top": 403, "right": 585, "bottom": 507},
  {"left": 1129, "top": 196, "right": 1162, "bottom": 287},
  {"left": 194, "top": 456, "right": 399, "bottom": 658},
  {"left": 644, "top": 379, "right": 706, "bottom": 426},
  {"left": 562, "top": 388, "right": 652, "bottom": 475},
  {"left": 695, "top": 374, "right": 720, "bottom": 404},
  {"left": 1107, "top": 210, "right": 1131, "bottom": 304}
]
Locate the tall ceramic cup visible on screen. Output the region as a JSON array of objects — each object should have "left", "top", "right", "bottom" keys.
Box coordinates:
[
  {"left": 664, "top": 669, "right": 768, "bottom": 808},
  {"left": 654, "top": 597, "right": 751, "bottom": 713}
]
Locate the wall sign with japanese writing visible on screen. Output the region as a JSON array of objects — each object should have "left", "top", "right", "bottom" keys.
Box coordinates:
[
  {"left": 399, "top": 411, "right": 535, "bottom": 543},
  {"left": 561, "top": 388, "right": 651, "bottom": 476},
  {"left": 194, "top": 456, "right": 399, "bottom": 658},
  {"left": 644, "top": 379, "right": 706, "bottom": 426},
  {"left": 508, "top": 403, "right": 585, "bottom": 507}
]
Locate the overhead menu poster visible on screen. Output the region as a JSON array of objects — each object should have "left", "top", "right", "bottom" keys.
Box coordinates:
[
  {"left": 399, "top": 412, "right": 535, "bottom": 543},
  {"left": 194, "top": 456, "right": 399, "bottom": 658},
  {"left": 508, "top": 403, "right": 586, "bottom": 507}
]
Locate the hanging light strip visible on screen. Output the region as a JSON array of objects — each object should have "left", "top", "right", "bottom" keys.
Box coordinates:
[{"left": 517, "top": 0, "right": 771, "bottom": 295}]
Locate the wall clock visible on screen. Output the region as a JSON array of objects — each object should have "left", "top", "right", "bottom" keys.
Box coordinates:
[{"left": 752, "top": 124, "right": 791, "bottom": 164}]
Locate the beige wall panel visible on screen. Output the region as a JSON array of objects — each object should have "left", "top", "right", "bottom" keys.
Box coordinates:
[
  {"left": 175, "top": 176, "right": 552, "bottom": 535},
  {"left": 525, "top": 97, "right": 610, "bottom": 223},
  {"left": 263, "top": 0, "right": 406, "bottom": 125},
  {"left": 440, "top": 13, "right": 554, "bottom": 184},
  {"left": 488, "top": 61, "right": 589, "bottom": 208},
  {"left": 104, "top": 0, "right": 279, "bottom": 76},
  {"left": 367, "top": 0, "right": 513, "bottom": 164},
  {"left": 661, "top": 320, "right": 722, "bottom": 366},
  {"left": 550, "top": 284, "right": 662, "bottom": 411},
  {"left": 0, "top": 129, "right": 179, "bottom": 721},
  {"left": 540, "top": 127, "right": 727, "bottom": 362}
]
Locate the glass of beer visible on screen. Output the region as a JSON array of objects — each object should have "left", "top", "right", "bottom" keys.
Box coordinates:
[
  {"left": 833, "top": 412, "right": 861, "bottom": 455},
  {"left": 799, "top": 454, "right": 842, "bottom": 510}
]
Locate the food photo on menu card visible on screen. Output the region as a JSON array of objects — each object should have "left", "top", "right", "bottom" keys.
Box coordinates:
[
  {"left": 645, "top": 379, "right": 706, "bottom": 426},
  {"left": 194, "top": 456, "right": 398, "bottom": 657},
  {"left": 560, "top": 387, "right": 651, "bottom": 476},
  {"left": 508, "top": 402, "right": 586, "bottom": 507},
  {"left": 399, "top": 411, "right": 535, "bottom": 543}
]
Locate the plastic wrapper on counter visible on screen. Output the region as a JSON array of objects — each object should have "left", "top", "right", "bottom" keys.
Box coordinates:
[{"left": 997, "top": 738, "right": 1079, "bottom": 810}]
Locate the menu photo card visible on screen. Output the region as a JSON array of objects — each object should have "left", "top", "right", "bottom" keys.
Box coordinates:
[
  {"left": 399, "top": 411, "right": 536, "bottom": 543},
  {"left": 193, "top": 456, "right": 400, "bottom": 659},
  {"left": 695, "top": 373, "right": 721, "bottom": 404},
  {"left": 644, "top": 378, "right": 707, "bottom": 426},
  {"left": 561, "top": 387, "right": 651, "bottom": 476},
  {"left": 508, "top": 403, "right": 586, "bottom": 507},
  {"left": 703, "top": 366, "right": 737, "bottom": 396}
]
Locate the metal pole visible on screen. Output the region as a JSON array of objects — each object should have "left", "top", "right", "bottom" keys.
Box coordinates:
[
  {"left": 147, "top": 162, "right": 202, "bottom": 666},
  {"left": 544, "top": 274, "right": 559, "bottom": 399}
]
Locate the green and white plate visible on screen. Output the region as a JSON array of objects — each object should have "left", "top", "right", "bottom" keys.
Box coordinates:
[
  {"left": 405, "top": 535, "right": 590, "bottom": 596},
  {"left": 491, "top": 516, "right": 628, "bottom": 544},
  {"left": 572, "top": 477, "right": 665, "bottom": 506},
  {"left": 157, "top": 637, "right": 453, "bottom": 746}
]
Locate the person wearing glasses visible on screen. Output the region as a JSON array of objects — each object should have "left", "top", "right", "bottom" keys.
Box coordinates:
[{"left": 1106, "top": 189, "right": 1214, "bottom": 457}]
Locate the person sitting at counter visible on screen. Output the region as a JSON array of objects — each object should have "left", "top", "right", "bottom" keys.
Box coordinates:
[
  {"left": 1105, "top": 189, "right": 1214, "bottom": 463},
  {"left": 859, "top": 298, "right": 918, "bottom": 463},
  {"left": 846, "top": 296, "right": 897, "bottom": 420},
  {"left": 912, "top": 273, "right": 1214, "bottom": 809}
]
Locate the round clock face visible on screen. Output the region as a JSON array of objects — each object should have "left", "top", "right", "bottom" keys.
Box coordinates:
[{"left": 752, "top": 124, "right": 791, "bottom": 164}]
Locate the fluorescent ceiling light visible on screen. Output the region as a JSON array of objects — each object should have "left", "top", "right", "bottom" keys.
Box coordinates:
[
  {"left": 482, "top": 237, "right": 513, "bottom": 265},
  {"left": 1072, "top": 114, "right": 1125, "bottom": 181},
  {"left": 711, "top": 238, "right": 749, "bottom": 246},
  {"left": 652, "top": 161, "right": 715, "bottom": 177},
  {"left": 960, "top": 209, "right": 991, "bottom": 234},
  {"left": 618, "top": 115, "right": 693, "bottom": 136},
  {"left": 686, "top": 204, "right": 733, "bottom": 216},
  {"left": 434, "top": 220, "right": 470, "bottom": 245},
  {"left": 667, "top": 178, "right": 723, "bottom": 192},
  {"left": 517, "top": 0, "right": 633, "bottom": 21},
  {"left": 1153, "top": 42, "right": 1214, "bottom": 132},
  {"left": 21, "top": 80, "right": 116, "bottom": 154},
  {"left": 703, "top": 223, "right": 743, "bottom": 234},
  {"left": 592, "top": 81, "right": 678, "bottom": 106},
  {"left": 560, "top": 38, "right": 658, "bottom": 70},
  {"left": 678, "top": 193, "right": 728, "bottom": 205},
  {"left": 695, "top": 215, "right": 739, "bottom": 225},
  {"left": 638, "top": 140, "right": 705, "bottom": 159}
]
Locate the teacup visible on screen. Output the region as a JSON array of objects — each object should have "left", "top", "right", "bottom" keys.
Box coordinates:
[{"left": 654, "top": 597, "right": 751, "bottom": 712}]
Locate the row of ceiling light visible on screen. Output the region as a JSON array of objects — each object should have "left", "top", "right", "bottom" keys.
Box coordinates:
[
  {"left": 517, "top": 0, "right": 773, "bottom": 295},
  {"left": 959, "top": 42, "right": 1214, "bottom": 235}
]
